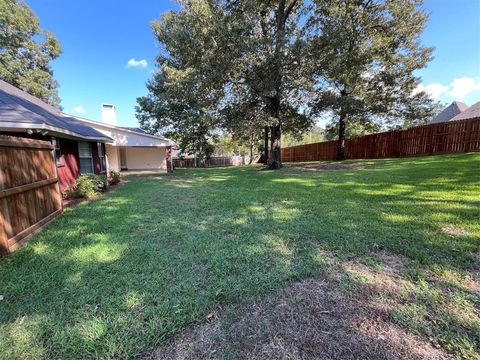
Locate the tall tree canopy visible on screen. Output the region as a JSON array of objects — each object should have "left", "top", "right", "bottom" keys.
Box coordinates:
[
  {"left": 138, "top": 0, "right": 436, "bottom": 165},
  {"left": 137, "top": 0, "right": 313, "bottom": 168},
  {"left": 218, "top": 0, "right": 313, "bottom": 168},
  {"left": 136, "top": 0, "right": 224, "bottom": 160},
  {"left": 308, "top": 0, "right": 435, "bottom": 159},
  {"left": 0, "top": 0, "right": 62, "bottom": 107}
]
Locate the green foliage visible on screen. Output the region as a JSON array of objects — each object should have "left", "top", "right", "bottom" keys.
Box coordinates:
[
  {"left": 135, "top": 1, "right": 225, "bottom": 160},
  {"left": 282, "top": 125, "right": 325, "bottom": 147},
  {"left": 0, "top": 0, "right": 62, "bottom": 107},
  {"left": 308, "top": 0, "right": 436, "bottom": 156},
  {"left": 71, "top": 174, "right": 107, "bottom": 198},
  {"left": 87, "top": 174, "right": 107, "bottom": 193},
  {"left": 211, "top": 134, "right": 259, "bottom": 156},
  {"left": 72, "top": 175, "right": 96, "bottom": 198},
  {"left": 324, "top": 120, "right": 381, "bottom": 140},
  {"left": 108, "top": 170, "right": 121, "bottom": 185},
  {"left": 138, "top": 0, "right": 436, "bottom": 165},
  {"left": 136, "top": 1, "right": 313, "bottom": 167}
]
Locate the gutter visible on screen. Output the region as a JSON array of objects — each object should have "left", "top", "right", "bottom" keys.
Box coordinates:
[
  {"left": 69, "top": 114, "right": 175, "bottom": 144},
  {"left": 0, "top": 122, "right": 113, "bottom": 142}
]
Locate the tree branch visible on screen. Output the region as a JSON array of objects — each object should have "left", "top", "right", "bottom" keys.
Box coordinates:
[{"left": 284, "top": 0, "right": 298, "bottom": 22}]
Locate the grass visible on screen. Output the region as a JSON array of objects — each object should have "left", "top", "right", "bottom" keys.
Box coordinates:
[{"left": 0, "top": 153, "right": 479, "bottom": 359}]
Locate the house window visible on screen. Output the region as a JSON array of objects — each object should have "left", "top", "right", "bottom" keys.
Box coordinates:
[
  {"left": 51, "top": 137, "right": 62, "bottom": 165},
  {"left": 78, "top": 141, "right": 93, "bottom": 174},
  {"left": 98, "top": 143, "right": 106, "bottom": 172}
]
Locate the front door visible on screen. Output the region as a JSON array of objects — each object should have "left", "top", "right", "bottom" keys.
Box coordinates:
[{"left": 119, "top": 148, "right": 127, "bottom": 170}]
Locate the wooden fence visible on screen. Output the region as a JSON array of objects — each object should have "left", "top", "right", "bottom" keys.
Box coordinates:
[
  {"left": 0, "top": 135, "right": 62, "bottom": 256},
  {"left": 173, "top": 156, "right": 246, "bottom": 168},
  {"left": 282, "top": 117, "right": 480, "bottom": 162}
]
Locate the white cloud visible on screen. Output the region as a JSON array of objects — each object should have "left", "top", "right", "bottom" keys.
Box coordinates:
[
  {"left": 415, "top": 83, "right": 449, "bottom": 100},
  {"left": 126, "top": 58, "right": 148, "bottom": 68},
  {"left": 73, "top": 105, "right": 86, "bottom": 114},
  {"left": 415, "top": 76, "right": 480, "bottom": 101},
  {"left": 447, "top": 77, "right": 480, "bottom": 99}
]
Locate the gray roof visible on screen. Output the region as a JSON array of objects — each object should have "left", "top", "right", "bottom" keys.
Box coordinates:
[
  {"left": 449, "top": 101, "right": 480, "bottom": 121},
  {"left": 429, "top": 101, "right": 468, "bottom": 124},
  {"left": 119, "top": 126, "right": 149, "bottom": 135},
  {"left": 0, "top": 79, "right": 111, "bottom": 141}
]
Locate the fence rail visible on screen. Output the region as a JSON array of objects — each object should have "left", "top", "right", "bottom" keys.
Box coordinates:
[
  {"left": 173, "top": 156, "right": 246, "bottom": 168},
  {"left": 282, "top": 117, "right": 480, "bottom": 162},
  {"left": 0, "top": 135, "right": 62, "bottom": 256}
]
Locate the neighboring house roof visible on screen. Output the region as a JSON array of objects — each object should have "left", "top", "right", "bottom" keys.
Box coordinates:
[
  {"left": 449, "top": 101, "right": 480, "bottom": 121},
  {"left": 0, "top": 79, "right": 111, "bottom": 141},
  {"left": 71, "top": 116, "right": 174, "bottom": 147},
  {"left": 119, "top": 126, "right": 148, "bottom": 134},
  {"left": 429, "top": 101, "right": 468, "bottom": 124}
]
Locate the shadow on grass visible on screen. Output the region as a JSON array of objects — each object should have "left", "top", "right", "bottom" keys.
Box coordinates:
[{"left": 0, "top": 153, "right": 478, "bottom": 358}]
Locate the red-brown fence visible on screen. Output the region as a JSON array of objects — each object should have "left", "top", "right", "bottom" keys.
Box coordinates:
[
  {"left": 0, "top": 135, "right": 62, "bottom": 256},
  {"left": 282, "top": 117, "right": 480, "bottom": 162}
]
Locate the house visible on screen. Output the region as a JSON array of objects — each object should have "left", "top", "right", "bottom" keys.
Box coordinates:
[
  {"left": 0, "top": 79, "right": 174, "bottom": 189},
  {"left": 429, "top": 100, "right": 480, "bottom": 124},
  {"left": 449, "top": 101, "right": 480, "bottom": 121},
  {"left": 72, "top": 105, "right": 173, "bottom": 174},
  {"left": 429, "top": 101, "right": 468, "bottom": 124}
]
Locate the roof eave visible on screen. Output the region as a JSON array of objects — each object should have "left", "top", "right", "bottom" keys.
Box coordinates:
[
  {"left": 69, "top": 114, "right": 174, "bottom": 143},
  {"left": 0, "top": 122, "right": 113, "bottom": 142}
]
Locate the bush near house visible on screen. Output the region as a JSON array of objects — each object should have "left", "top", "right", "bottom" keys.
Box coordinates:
[
  {"left": 64, "top": 174, "right": 108, "bottom": 199},
  {"left": 108, "top": 170, "right": 121, "bottom": 185}
]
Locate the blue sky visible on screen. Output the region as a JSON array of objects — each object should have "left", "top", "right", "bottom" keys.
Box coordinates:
[{"left": 26, "top": 0, "right": 480, "bottom": 127}]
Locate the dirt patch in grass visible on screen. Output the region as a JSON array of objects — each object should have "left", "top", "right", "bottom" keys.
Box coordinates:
[
  {"left": 441, "top": 225, "right": 468, "bottom": 236},
  {"left": 147, "top": 254, "right": 451, "bottom": 360}
]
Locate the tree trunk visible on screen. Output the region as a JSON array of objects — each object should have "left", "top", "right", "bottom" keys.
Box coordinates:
[
  {"left": 264, "top": 126, "right": 269, "bottom": 165},
  {"left": 337, "top": 114, "right": 346, "bottom": 161},
  {"left": 267, "top": 95, "right": 282, "bottom": 169},
  {"left": 249, "top": 136, "right": 254, "bottom": 164},
  {"left": 268, "top": 124, "right": 282, "bottom": 169}
]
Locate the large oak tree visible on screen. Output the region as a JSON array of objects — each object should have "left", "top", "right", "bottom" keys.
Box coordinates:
[{"left": 137, "top": 0, "right": 313, "bottom": 168}]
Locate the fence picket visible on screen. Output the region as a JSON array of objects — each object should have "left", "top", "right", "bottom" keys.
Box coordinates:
[
  {"left": 281, "top": 118, "right": 480, "bottom": 162},
  {"left": 0, "top": 135, "right": 62, "bottom": 256}
]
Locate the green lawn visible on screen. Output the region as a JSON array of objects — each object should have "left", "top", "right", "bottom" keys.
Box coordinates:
[{"left": 0, "top": 153, "right": 479, "bottom": 359}]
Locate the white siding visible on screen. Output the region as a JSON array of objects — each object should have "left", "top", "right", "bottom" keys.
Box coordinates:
[
  {"left": 77, "top": 120, "right": 171, "bottom": 147},
  {"left": 125, "top": 147, "right": 166, "bottom": 170},
  {"left": 106, "top": 144, "right": 120, "bottom": 172}
]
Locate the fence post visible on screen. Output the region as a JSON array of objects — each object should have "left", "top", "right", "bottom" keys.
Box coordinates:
[
  {"left": 0, "top": 151, "right": 12, "bottom": 256},
  {"left": 427, "top": 126, "right": 434, "bottom": 155},
  {"left": 464, "top": 119, "right": 473, "bottom": 153},
  {"left": 431, "top": 124, "right": 438, "bottom": 154}
]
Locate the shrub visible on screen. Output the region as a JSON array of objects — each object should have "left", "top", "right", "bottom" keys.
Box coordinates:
[
  {"left": 62, "top": 186, "right": 75, "bottom": 199},
  {"left": 108, "top": 170, "right": 121, "bottom": 185},
  {"left": 87, "top": 174, "right": 108, "bottom": 193},
  {"left": 72, "top": 174, "right": 107, "bottom": 198},
  {"left": 72, "top": 175, "right": 96, "bottom": 198}
]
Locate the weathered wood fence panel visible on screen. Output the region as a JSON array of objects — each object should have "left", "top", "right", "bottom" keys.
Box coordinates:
[
  {"left": 281, "top": 117, "right": 480, "bottom": 162},
  {"left": 0, "top": 135, "right": 62, "bottom": 256},
  {"left": 173, "top": 156, "right": 247, "bottom": 168}
]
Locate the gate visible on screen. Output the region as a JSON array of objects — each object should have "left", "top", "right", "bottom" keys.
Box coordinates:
[{"left": 0, "top": 135, "right": 62, "bottom": 256}]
